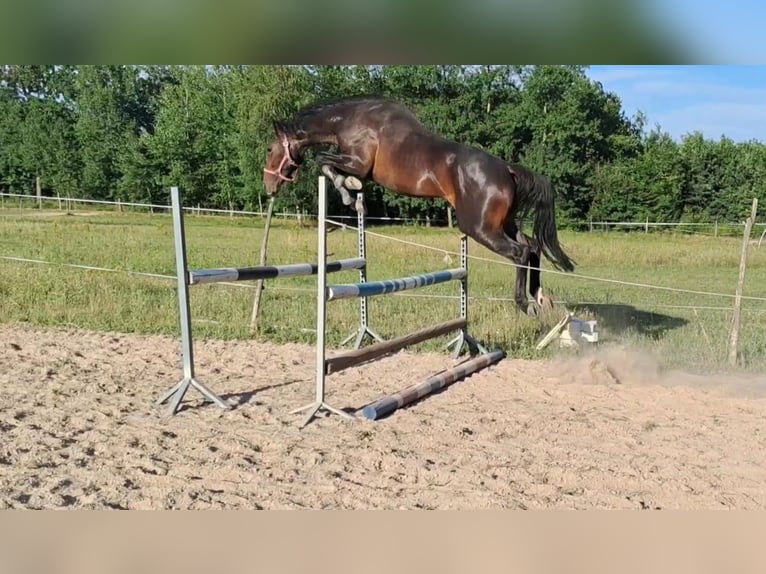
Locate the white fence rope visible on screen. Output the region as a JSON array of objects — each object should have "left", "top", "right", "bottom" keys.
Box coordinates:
[
  {"left": 2, "top": 201, "right": 765, "bottom": 308},
  {"left": 324, "top": 219, "right": 766, "bottom": 303},
  {"left": 3, "top": 253, "right": 766, "bottom": 310}
]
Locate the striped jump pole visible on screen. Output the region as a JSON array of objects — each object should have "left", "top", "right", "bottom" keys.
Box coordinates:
[
  {"left": 327, "top": 268, "right": 466, "bottom": 301},
  {"left": 361, "top": 349, "right": 505, "bottom": 421},
  {"left": 189, "top": 257, "right": 365, "bottom": 285}
]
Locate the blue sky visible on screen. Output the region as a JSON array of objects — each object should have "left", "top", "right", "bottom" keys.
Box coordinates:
[
  {"left": 584, "top": 65, "right": 766, "bottom": 143},
  {"left": 647, "top": 0, "right": 765, "bottom": 64}
]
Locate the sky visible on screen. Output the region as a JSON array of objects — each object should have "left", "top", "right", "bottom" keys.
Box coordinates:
[{"left": 584, "top": 65, "right": 766, "bottom": 143}]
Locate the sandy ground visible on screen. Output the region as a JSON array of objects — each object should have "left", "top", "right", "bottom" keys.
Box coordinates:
[{"left": 2, "top": 321, "right": 766, "bottom": 510}]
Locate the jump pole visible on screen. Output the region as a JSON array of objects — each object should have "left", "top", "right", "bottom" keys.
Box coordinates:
[
  {"left": 327, "top": 268, "right": 466, "bottom": 300},
  {"left": 361, "top": 348, "right": 505, "bottom": 421}
]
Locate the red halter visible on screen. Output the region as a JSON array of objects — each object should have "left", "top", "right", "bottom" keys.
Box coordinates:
[{"left": 263, "top": 137, "right": 299, "bottom": 182}]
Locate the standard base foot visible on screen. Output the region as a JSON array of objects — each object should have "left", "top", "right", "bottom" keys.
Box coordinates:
[
  {"left": 290, "top": 400, "right": 355, "bottom": 428},
  {"left": 340, "top": 325, "right": 386, "bottom": 350},
  {"left": 446, "top": 330, "right": 488, "bottom": 359},
  {"left": 157, "top": 377, "right": 231, "bottom": 416}
]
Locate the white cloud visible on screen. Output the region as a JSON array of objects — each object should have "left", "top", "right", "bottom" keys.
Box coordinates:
[
  {"left": 651, "top": 102, "right": 766, "bottom": 142},
  {"left": 584, "top": 66, "right": 766, "bottom": 142}
]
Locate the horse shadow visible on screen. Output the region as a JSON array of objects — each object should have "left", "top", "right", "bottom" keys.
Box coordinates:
[{"left": 567, "top": 302, "right": 688, "bottom": 340}]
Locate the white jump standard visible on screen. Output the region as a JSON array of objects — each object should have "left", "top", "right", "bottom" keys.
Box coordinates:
[{"left": 158, "top": 185, "right": 366, "bottom": 416}]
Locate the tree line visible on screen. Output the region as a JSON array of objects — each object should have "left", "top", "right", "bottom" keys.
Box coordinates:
[{"left": 1, "top": 65, "right": 764, "bottom": 226}]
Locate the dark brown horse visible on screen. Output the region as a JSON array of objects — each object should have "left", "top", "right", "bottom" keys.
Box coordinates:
[{"left": 262, "top": 95, "right": 575, "bottom": 315}]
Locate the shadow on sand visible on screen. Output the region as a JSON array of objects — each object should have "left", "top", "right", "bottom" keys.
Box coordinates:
[{"left": 568, "top": 302, "right": 689, "bottom": 340}]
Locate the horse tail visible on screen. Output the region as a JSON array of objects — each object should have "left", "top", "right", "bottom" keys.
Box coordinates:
[{"left": 510, "top": 164, "right": 576, "bottom": 273}]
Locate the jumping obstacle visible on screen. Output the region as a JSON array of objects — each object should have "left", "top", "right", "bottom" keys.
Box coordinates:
[
  {"left": 292, "top": 176, "right": 504, "bottom": 427},
  {"left": 157, "top": 185, "right": 366, "bottom": 416}
]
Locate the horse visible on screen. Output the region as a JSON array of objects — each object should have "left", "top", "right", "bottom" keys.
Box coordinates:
[{"left": 262, "top": 95, "right": 575, "bottom": 315}]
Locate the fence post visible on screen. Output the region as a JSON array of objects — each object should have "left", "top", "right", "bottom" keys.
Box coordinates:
[
  {"left": 249, "top": 197, "right": 276, "bottom": 334},
  {"left": 728, "top": 197, "right": 758, "bottom": 367}
]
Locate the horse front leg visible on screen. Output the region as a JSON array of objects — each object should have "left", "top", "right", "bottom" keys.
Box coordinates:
[
  {"left": 319, "top": 165, "right": 356, "bottom": 207},
  {"left": 316, "top": 151, "right": 368, "bottom": 213}
]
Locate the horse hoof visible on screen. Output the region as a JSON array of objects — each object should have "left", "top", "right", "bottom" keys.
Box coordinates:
[
  {"left": 340, "top": 191, "right": 354, "bottom": 206},
  {"left": 344, "top": 176, "right": 363, "bottom": 190},
  {"left": 526, "top": 302, "right": 540, "bottom": 317},
  {"left": 538, "top": 294, "right": 554, "bottom": 310}
]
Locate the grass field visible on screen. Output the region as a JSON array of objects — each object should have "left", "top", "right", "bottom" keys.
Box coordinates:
[{"left": 2, "top": 207, "right": 766, "bottom": 373}]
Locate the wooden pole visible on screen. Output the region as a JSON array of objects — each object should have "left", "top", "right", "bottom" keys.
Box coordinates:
[
  {"left": 326, "top": 318, "right": 467, "bottom": 374},
  {"left": 36, "top": 176, "right": 41, "bottom": 209},
  {"left": 728, "top": 198, "right": 758, "bottom": 367},
  {"left": 249, "top": 196, "right": 276, "bottom": 334}
]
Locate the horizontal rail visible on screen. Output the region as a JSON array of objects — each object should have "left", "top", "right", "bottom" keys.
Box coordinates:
[
  {"left": 327, "top": 268, "right": 466, "bottom": 301},
  {"left": 361, "top": 349, "right": 505, "bottom": 421},
  {"left": 326, "top": 318, "right": 467, "bottom": 375},
  {"left": 189, "top": 257, "right": 366, "bottom": 285}
]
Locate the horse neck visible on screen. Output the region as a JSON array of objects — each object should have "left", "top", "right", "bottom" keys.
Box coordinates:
[{"left": 291, "top": 113, "right": 340, "bottom": 152}]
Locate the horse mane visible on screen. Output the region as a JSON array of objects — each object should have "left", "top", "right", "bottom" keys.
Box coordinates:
[{"left": 281, "top": 94, "right": 421, "bottom": 134}]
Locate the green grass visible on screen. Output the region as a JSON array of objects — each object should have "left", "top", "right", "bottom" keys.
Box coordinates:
[{"left": 2, "top": 207, "right": 766, "bottom": 373}]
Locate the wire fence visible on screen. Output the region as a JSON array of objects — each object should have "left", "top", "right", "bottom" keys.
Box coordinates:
[
  {"left": 4, "top": 208, "right": 766, "bottom": 311},
  {"left": 4, "top": 254, "right": 766, "bottom": 315},
  {"left": 3, "top": 191, "right": 766, "bottom": 233},
  {"left": 0, "top": 192, "right": 430, "bottom": 224}
]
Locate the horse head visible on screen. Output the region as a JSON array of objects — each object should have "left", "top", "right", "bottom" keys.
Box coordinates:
[{"left": 263, "top": 121, "right": 302, "bottom": 195}]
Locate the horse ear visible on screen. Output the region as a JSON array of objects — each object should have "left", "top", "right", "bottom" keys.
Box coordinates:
[{"left": 273, "top": 120, "right": 284, "bottom": 136}]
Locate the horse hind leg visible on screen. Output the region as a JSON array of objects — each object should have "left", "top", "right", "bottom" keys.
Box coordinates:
[
  {"left": 514, "top": 229, "right": 554, "bottom": 315},
  {"left": 470, "top": 227, "right": 532, "bottom": 314}
]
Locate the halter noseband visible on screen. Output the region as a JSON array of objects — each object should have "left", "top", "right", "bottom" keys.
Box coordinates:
[{"left": 263, "top": 137, "right": 299, "bottom": 182}]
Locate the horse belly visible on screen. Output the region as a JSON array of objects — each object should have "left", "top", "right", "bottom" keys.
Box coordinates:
[{"left": 372, "top": 147, "right": 454, "bottom": 203}]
